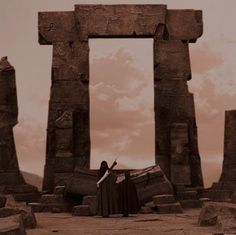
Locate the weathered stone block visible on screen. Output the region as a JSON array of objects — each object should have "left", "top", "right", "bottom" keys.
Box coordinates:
[
  {"left": 131, "top": 165, "right": 174, "bottom": 205},
  {"left": 51, "top": 81, "right": 89, "bottom": 104},
  {"left": 38, "top": 12, "right": 78, "bottom": 44},
  {"left": 54, "top": 186, "right": 65, "bottom": 195},
  {"left": 177, "top": 190, "right": 198, "bottom": 200},
  {"left": 72, "top": 205, "right": 91, "bottom": 216},
  {"left": 82, "top": 196, "right": 96, "bottom": 215},
  {"left": 40, "top": 194, "right": 65, "bottom": 204},
  {"left": 0, "top": 207, "right": 37, "bottom": 229},
  {"left": 75, "top": 5, "right": 167, "bottom": 40},
  {"left": 166, "top": 10, "right": 203, "bottom": 41},
  {"left": 153, "top": 194, "right": 175, "bottom": 204},
  {"left": 180, "top": 199, "right": 202, "bottom": 208},
  {"left": 52, "top": 41, "right": 89, "bottom": 81},
  {"left": 154, "top": 40, "right": 191, "bottom": 81},
  {"left": 217, "top": 215, "right": 236, "bottom": 233},
  {"left": 156, "top": 202, "right": 183, "bottom": 214},
  {"left": 54, "top": 157, "right": 74, "bottom": 173},
  {"left": 198, "top": 202, "right": 236, "bottom": 227},
  {"left": 65, "top": 169, "right": 97, "bottom": 196},
  {"left": 0, "top": 215, "right": 26, "bottom": 235},
  {"left": 54, "top": 173, "right": 74, "bottom": 186}
]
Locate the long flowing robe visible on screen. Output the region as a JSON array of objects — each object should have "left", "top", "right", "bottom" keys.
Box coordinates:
[
  {"left": 118, "top": 178, "right": 140, "bottom": 216},
  {"left": 96, "top": 172, "right": 119, "bottom": 217}
]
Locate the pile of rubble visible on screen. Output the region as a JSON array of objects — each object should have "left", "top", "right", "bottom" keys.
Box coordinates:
[
  {"left": 199, "top": 202, "right": 236, "bottom": 233},
  {"left": 0, "top": 194, "right": 37, "bottom": 235}
]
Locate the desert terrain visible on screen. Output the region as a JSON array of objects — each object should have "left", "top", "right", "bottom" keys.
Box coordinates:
[{"left": 28, "top": 209, "right": 219, "bottom": 235}]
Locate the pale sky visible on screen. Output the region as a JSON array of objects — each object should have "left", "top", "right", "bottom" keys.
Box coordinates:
[{"left": 1, "top": 0, "right": 236, "bottom": 187}]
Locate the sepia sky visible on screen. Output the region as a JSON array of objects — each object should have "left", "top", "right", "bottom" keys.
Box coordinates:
[{"left": 1, "top": 0, "right": 236, "bottom": 187}]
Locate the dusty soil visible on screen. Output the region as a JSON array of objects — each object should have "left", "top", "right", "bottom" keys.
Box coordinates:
[{"left": 27, "top": 209, "right": 221, "bottom": 235}]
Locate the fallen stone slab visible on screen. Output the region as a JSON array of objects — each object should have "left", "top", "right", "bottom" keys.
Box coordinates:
[
  {"left": 129, "top": 165, "right": 174, "bottom": 205},
  {"left": 199, "top": 202, "right": 236, "bottom": 230},
  {"left": 65, "top": 169, "right": 97, "bottom": 197},
  {"left": 0, "top": 195, "right": 6, "bottom": 208},
  {"left": 72, "top": 205, "right": 91, "bottom": 216},
  {"left": 0, "top": 215, "right": 26, "bottom": 235}
]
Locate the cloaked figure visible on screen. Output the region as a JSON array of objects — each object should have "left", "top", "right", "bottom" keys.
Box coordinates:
[
  {"left": 118, "top": 171, "right": 140, "bottom": 217},
  {"left": 96, "top": 160, "right": 119, "bottom": 217}
]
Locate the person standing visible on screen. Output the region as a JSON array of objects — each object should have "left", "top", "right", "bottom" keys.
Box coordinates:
[
  {"left": 96, "top": 160, "right": 119, "bottom": 217},
  {"left": 118, "top": 171, "right": 139, "bottom": 217}
]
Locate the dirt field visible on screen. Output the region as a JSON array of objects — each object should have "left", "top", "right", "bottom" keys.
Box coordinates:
[{"left": 27, "top": 209, "right": 220, "bottom": 235}]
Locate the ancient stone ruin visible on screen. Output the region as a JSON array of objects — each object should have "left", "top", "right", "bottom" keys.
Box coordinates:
[
  {"left": 219, "top": 110, "right": 236, "bottom": 190},
  {"left": 38, "top": 4, "right": 204, "bottom": 192},
  {"left": 0, "top": 57, "right": 39, "bottom": 202},
  {"left": 204, "top": 110, "right": 236, "bottom": 201}
]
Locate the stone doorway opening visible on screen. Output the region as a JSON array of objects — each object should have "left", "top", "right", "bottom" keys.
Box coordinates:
[{"left": 89, "top": 39, "right": 155, "bottom": 170}]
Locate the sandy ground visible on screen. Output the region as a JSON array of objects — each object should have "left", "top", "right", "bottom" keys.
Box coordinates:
[{"left": 27, "top": 209, "right": 221, "bottom": 235}]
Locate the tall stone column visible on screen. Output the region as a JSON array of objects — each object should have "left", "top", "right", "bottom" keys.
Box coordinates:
[
  {"left": 0, "top": 57, "right": 38, "bottom": 201},
  {"left": 39, "top": 13, "right": 90, "bottom": 191},
  {"left": 0, "top": 57, "right": 25, "bottom": 185},
  {"left": 154, "top": 9, "right": 204, "bottom": 187},
  {"left": 219, "top": 110, "right": 236, "bottom": 189}
]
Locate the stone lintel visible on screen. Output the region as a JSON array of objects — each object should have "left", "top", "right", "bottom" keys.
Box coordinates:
[{"left": 38, "top": 5, "right": 203, "bottom": 43}]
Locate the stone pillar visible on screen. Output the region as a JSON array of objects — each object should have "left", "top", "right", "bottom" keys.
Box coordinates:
[
  {"left": 39, "top": 12, "right": 90, "bottom": 191},
  {"left": 219, "top": 110, "right": 236, "bottom": 189},
  {"left": 154, "top": 30, "right": 203, "bottom": 187},
  {"left": 0, "top": 57, "right": 38, "bottom": 201},
  {"left": 0, "top": 57, "right": 25, "bottom": 185}
]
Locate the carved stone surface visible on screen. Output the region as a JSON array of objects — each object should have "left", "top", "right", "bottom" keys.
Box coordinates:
[{"left": 39, "top": 5, "right": 204, "bottom": 191}]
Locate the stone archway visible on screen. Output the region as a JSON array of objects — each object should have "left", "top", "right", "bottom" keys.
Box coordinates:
[{"left": 38, "top": 4, "right": 204, "bottom": 191}]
